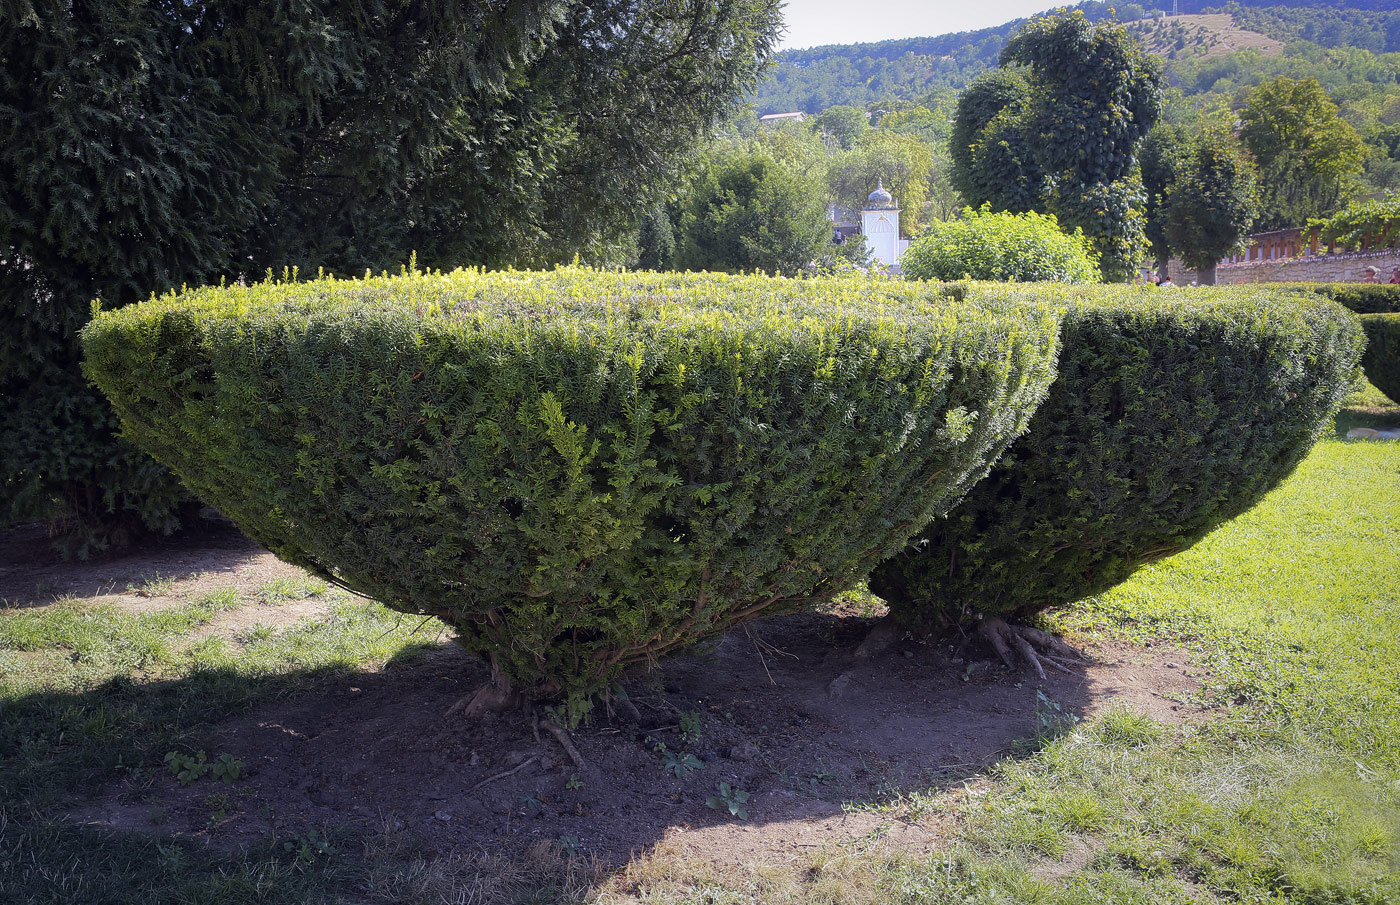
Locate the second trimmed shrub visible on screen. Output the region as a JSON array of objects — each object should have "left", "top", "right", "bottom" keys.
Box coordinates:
[{"left": 869, "top": 284, "right": 1363, "bottom": 635}]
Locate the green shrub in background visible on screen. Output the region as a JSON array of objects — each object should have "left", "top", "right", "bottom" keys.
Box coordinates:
[
  {"left": 1288, "top": 282, "right": 1400, "bottom": 315},
  {"left": 1359, "top": 313, "right": 1400, "bottom": 403},
  {"left": 1271, "top": 283, "right": 1400, "bottom": 403},
  {"left": 900, "top": 206, "right": 1101, "bottom": 284},
  {"left": 82, "top": 268, "right": 1060, "bottom": 720},
  {"left": 869, "top": 285, "right": 1362, "bottom": 670}
]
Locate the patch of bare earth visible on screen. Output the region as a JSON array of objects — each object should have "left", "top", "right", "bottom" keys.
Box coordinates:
[
  {"left": 67, "top": 586, "right": 1203, "bottom": 869},
  {"left": 1128, "top": 13, "right": 1284, "bottom": 60}
]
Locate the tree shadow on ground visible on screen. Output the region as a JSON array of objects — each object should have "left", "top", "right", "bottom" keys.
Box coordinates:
[
  {"left": 0, "top": 517, "right": 271, "bottom": 607},
  {"left": 5, "top": 608, "right": 1200, "bottom": 879}
]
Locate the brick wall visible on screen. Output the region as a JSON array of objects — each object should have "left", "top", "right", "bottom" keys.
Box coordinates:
[{"left": 1167, "top": 249, "right": 1400, "bottom": 285}]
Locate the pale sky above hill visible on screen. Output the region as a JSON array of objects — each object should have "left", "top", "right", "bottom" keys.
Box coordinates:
[{"left": 778, "top": 0, "right": 1070, "bottom": 50}]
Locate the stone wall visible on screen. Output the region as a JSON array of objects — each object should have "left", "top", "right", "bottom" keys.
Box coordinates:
[{"left": 1167, "top": 249, "right": 1400, "bottom": 285}]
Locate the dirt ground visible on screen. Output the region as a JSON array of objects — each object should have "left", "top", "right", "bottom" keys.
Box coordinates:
[{"left": 2, "top": 522, "right": 1204, "bottom": 867}]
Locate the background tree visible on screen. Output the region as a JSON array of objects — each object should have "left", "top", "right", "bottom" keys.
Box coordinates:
[
  {"left": 871, "top": 95, "right": 961, "bottom": 221},
  {"left": 634, "top": 204, "right": 680, "bottom": 271},
  {"left": 748, "top": 117, "right": 832, "bottom": 185},
  {"left": 1141, "top": 125, "right": 1192, "bottom": 279},
  {"left": 998, "top": 11, "right": 1163, "bottom": 281},
  {"left": 948, "top": 11, "right": 1162, "bottom": 281},
  {"left": 814, "top": 105, "right": 871, "bottom": 150},
  {"left": 0, "top": 0, "right": 781, "bottom": 550},
  {"left": 1161, "top": 128, "right": 1260, "bottom": 285},
  {"left": 1239, "top": 77, "right": 1367, "bottom": 230},
  {"left": 949, "top": 70, "right": 1042, "bottom": 214},
  {"left": 827, "top": 131, "right": 934, "bottom": 231},
  {"left": 673, "top": 150, "right": 831, "bottom": 275}
]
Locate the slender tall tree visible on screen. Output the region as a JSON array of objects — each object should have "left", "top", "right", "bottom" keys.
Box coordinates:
[{"left": 1162, "top": 129, "right": 1260, "bottom": 285}]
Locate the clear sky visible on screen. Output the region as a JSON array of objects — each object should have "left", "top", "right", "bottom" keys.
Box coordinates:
[{"left": 777, "top": 0, "right": 1068, "bottom": 50}]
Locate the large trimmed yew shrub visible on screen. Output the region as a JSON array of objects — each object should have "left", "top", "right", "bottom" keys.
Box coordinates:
[
  {"left": 869, "top": 284, "right": 1362, "bottom": 668},
  {"left": 82, "top": 268, "right": 1059, "bottom": 719}
]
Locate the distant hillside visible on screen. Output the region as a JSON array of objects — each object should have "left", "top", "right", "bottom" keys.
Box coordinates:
[
  {"left": 753, "top": 1, "right": 1399, "bottom": 114},
  {"left": 1125, "top": 13, "right": 1283, "bottom": 61}
]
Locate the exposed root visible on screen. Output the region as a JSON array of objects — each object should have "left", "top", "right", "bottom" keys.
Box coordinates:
[
  {"left": 852, "top": 613, "right": 902, "bottom": 661},
  {"left": 617, "top": 694, "right": 643, "bottom": 724},
  {"left": 540, "top": 715, "right": 594, "bottom": 777},
  {"left": 977, "top": 616, "right": 1085, "bottom": 681},
  {"left": 446, "top": 661, "right": 526, "bottom": 719},
  {"left": 469, "top": 756, "right": 538, "bottom": 792}
]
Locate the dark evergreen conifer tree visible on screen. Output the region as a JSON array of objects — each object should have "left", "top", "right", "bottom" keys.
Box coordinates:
[{"left": 0, "top": 0, "right": 780, "bottom": 552}]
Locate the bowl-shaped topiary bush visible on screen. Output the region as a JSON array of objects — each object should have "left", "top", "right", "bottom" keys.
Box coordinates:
[
  {"left": 82, "top": 268, "right": 1060, "bottom": 720},
  {"left": 868, "top": 284, "right": 1363, "bottom": 674},
  {"left": 1359, "top": 313, "right": 1400, "bottom": 404}
]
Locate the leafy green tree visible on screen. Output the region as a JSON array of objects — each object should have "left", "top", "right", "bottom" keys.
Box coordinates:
[
  {"left": 998, "top": 11, "right": 1163, "bottom": 282},
  {"left": 949, "top": 70, "right": 1043, "bottom": 214},
  {"left": 1141, "top": 125, "right": 1191, "bottom": 278},
  {"left": 1161, "top": 129, "right": 1259, "bottom": 285},
  {"left": 674, "top": 150, "right": 831, "bottom": 275},
  {"left": 1240, "top": 77, "right": 1368, "bottom": 230},
  {"left": 1142, "top": 123, "right": 1259, "bottom": 284},
  {"left": 1314, "top": 197, "right": 1400, "bottom": 252},
  {"left": 873, "top": 99, "right": 960, "bottom": 221},
  {"left": 0, "top": 0, "right": 780, "bottom": 550},
  {"left": 748, "top": 119, "right": 832, "bottom": 185},
  {"left": 815, "top": 105, "right": 871, "bottom": 150},
  {"left": 949, "top": 11, "right": 1162, "bottom": 281},
  {"left": 827, "top": 132, "right": 934, "bottom": 231},
  {"left": 635, "top": 204, "right": 680, "bottom": 271}
]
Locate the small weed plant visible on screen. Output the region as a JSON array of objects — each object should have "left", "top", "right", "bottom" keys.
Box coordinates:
[
  {"left": 164, "top": 750, "right": 246, "bottom": 786},
  {"left": 663, "top": 751, "right": 705, "bottom": 778},
  {"left": 706, "top": 782, "right": 750, "bottom": 819},
  {"left": 678, "top": 711, "right": 703, "bottom": 743}
]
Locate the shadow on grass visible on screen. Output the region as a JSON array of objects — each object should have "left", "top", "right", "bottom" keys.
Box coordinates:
[
  {"left": 0, "top": 647, "right": 442, "bottom": 811},
  {"left": 1336, "top": 404, "right": 1400, "bottom": 436},
  {"left": 0, "top": 606, "right": 1151, "bottom": 902},
  {"left": 0, "top": 518, "right": 274, "bottom": 608}
]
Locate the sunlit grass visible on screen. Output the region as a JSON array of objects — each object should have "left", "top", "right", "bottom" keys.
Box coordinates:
[{"left": 1061, "top": 438, "right": 1400, "bottom": 768}]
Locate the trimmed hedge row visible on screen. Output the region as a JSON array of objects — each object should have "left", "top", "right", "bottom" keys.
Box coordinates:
[
  {"left": 1360, "top": 314, "right": 1400, "bottom": 404},
  {"left": 869, "top": 285, "right": 1363, "bottom": 629},
  {"left": 82, "top": 268, "right": 1060, "bottom": 719},
  {"left": 1292, "top": 283, "right": 1400, "bottom": 315},
  {"left": 1277, "top": 283, "right": 1400, "bottom": 404}
]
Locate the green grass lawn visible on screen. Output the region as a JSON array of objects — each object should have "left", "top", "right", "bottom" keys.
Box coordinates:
[{"left": 3, "top": 402, "right": 1398, "bottom": 903}]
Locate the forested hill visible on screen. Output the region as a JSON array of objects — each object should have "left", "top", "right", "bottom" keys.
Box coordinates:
[{"left": 754, "top": 1, "right": 1400, "bottom": 114}]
